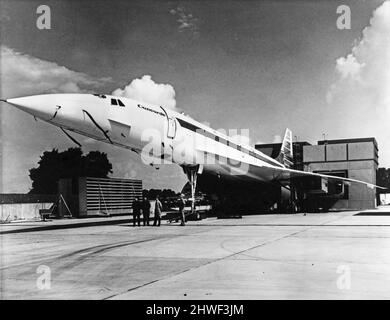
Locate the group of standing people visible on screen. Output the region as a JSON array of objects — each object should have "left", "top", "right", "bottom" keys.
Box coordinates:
[
  {"left": 132, "top": 194, "right": 186, "bottom": 227},
  {"left": 132, "top": 196, "right": 163, "bottom": 227}
]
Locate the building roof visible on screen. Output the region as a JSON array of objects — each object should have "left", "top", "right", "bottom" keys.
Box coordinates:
[{"left": 318, "top": 137, "right": 377, "bottom": 148}]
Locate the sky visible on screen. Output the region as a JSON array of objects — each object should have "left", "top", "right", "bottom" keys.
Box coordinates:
[{"left": 0, "top": 0, "right": 389, "bottom": 193}]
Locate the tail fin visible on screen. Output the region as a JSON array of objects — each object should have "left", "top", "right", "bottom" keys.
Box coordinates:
[{"left": 276, "top": 128, "right": 293, "bottom": 168}]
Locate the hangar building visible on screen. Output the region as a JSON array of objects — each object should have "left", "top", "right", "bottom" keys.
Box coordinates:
[
  {"left": 303, "top": 138, "right": 378, "bottom": 210},
  {"left": 256, "top": 137, "right": 378, "bottom": 211}
]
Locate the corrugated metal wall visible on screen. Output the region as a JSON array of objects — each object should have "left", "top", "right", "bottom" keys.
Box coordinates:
[{"left": 79, "top": 177, "right": 142, "bottom": 216}]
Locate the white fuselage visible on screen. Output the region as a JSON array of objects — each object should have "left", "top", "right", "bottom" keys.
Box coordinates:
[{"left": 6, "top": 93, "right": 284, "bottom": 182}]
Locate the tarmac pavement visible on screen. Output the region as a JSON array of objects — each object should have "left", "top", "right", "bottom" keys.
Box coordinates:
[{"left": 1, "top": 208, "right": 390, "bottom": 299}]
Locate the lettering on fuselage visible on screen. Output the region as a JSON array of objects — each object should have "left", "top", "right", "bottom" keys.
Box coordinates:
[{"left": 137, "top": 104, "right": 165, "bottom": 117}]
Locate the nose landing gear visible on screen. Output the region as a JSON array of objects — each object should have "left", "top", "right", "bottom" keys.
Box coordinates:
[{"left": 183, "top": 165, "right": 203, "bottom": 220}]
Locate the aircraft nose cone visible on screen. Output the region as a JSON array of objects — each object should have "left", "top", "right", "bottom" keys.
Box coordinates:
[{"left": 6, "top": 95, "right": 57, "bottom": 120}]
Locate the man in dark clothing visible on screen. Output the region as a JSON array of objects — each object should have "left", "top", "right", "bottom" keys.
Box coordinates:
[
  {"left": 142, "top": 197, "right": 151, "bottom": 226},
  {"left": 178, "top": 194, "right": 186, "bottom": 226},
  {"left": 153, "top": 196, "right": 163, "bottom": 226},
  {"left": 132, "top": 197, "right": 141, "bottom": 227}
]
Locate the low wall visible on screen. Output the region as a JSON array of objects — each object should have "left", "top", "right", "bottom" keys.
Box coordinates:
[{"left": 0, "top": 202, "right": 54, "bottom": 223}]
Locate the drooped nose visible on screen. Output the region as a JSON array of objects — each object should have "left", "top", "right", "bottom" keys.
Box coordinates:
[{"left": 5, "top": 95, "right": 59, "bottom": 120}]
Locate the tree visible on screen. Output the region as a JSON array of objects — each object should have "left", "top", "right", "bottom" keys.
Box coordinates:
[
  {"left": 84, "top": 151, "right": 113, "bottom": 178},
  {"left": 142, "top": 188, "right": 178, "bottom": 200},
  {"left": 161, "top": 189, "right": 177, "bottom": 198},
  {"left": 29, "top": 148, "right": 113, "bottom": 194}
]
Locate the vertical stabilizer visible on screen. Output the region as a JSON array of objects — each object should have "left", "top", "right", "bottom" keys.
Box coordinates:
[{"left": 276, "top": 128, "right": 294, "bottom": 168}]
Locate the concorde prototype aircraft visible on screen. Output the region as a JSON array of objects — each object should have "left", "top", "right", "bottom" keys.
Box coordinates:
[{"left": 1, "top": 93, "right": 385, "bottom": 214}]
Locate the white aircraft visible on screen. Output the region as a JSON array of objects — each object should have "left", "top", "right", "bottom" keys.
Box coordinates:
[{"left": 2, "top": 93, "right": 385, "bottom": 214}]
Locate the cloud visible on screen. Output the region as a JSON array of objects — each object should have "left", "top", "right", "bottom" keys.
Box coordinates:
[
  {"left": 335, "top": 54, "right": 365, "bottom": 81},
  {"left": 326, "top": 1, "right": 390, "bottom": 166},
  {"left": 113, "top": 161, "right": 139, "bottom": 180},
  {"left": 0, "top": 45, "right": 110, "bottom": 97},
  {"left": 229, "top": 130, "right": 251, "bottom": 146},
  {"left": 0, "top": 46, "right": 111, "bottom": 193},
  {"left": 169, "top": 6, "right": 199, "bottom": 35},
  {"left": 326, "top": 1, "right": 390, "bottom": 109},
  {"left": 272, "top": 135, "right": 282, "bottom": 143},
  {"left": 112, "top": 75, "right": 177, "bottom": 110}
]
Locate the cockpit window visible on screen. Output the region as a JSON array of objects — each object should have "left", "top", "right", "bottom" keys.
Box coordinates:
[{"left": 110, "top": 98, "right": 125, "bottom": 107}]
